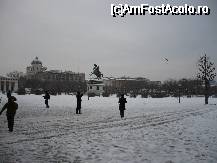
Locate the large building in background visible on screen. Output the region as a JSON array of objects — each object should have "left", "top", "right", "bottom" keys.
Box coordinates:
[
  {"left": 26, "top": 57, "right": 85, "bottom": 82},
  {"left": 0, "top": 76, "right": 18, "bottom": 93},
  {"left": 26, "top": 57, "right": 47, "bottom": 76},
  {"left": 102, "top": 77, "right": 161, "bottom": 95},
  {"left": 103, "top": 77, "right": 151, "bottom": 88},
  {"left": 7, "top": 71, "right": 25, "bottom": 79},
  {"left": 34, "top": 70, "right": 85, "bottom": 82}
]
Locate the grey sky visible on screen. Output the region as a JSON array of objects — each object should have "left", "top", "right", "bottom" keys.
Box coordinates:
[{"left": 0, "top": 0, "right": 217, "bottom": 81}]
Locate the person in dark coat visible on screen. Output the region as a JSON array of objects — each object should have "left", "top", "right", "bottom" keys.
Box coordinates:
[
  {"left": 43, "top": 91, "right": 50, "bottom": 108},
  {"left": 7, "top": 90, "right": 11, "bottom": 99},
  {"left": 118, "top": 94, "right": 127, "bottom": 118},
  {"left": 76, "top": 91, "right": 83, "bottom": 114},
  {"left": 0, "top": 96, "right": 18, "bottom": 132}
]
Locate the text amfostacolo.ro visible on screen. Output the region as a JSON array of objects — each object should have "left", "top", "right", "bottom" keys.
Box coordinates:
[{"left": 111, "top": 4, "right": 210, "bottom": 17}]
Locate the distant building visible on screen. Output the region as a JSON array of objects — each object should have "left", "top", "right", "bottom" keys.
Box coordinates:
[
  {"left": 103, "top": 77, "right": 150, "bottom": 88},
  {"left": 35, "top": 70, "right": 85, "bottom": 82},
  {"left": 210, "top": 80, "right": 217, "bottom": 87},
  {"left": 150, "top": 81, "right": 162, "bottom": 86},
  {"left": 0, "top": 75, "right": 18, "bottom": 93},
  {"left": 26, "top": 57, "right": 85, "bottom": 82},
  {"left": 7, "top": 71, "right": 25, "bottom": 78},
  {"left": 102, "top": 77, "right": 152, "bottom": 94},
  {"left": 26, "top": 57, "right": 47, "bottom": 77}
]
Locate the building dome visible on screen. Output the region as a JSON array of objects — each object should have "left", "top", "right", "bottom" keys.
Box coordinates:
[{"left": 31, "top": 57, "right": 42, "bottom": 65}]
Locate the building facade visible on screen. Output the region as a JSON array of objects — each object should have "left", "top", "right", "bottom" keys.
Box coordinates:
[
  {"left": 0, "top": 76, "right": 18, "bottom": 93},
  {"left": 7, "top": 71, "right": 25, "bottom": 78},
  {"left": 26, "top": 57, "right": 47, "bottom": 76},
  {"left": 102, "top": 77, "right": 161, "bottom": 95},
  {"left": 26, "top": 57, "right": 85, "bottom": 82},
  {"left": 35, "top": 70, "right": 85, "bottom": 82},
  {"left": 103, "top": 77, "right": 151, "bottom": 88}
]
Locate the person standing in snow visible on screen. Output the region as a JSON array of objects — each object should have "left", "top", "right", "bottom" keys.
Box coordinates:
[
  {"left": 76, "top": 91, "right": 83, "bottom": 114},
  {"left": 0, "top": 96, "right": 18, "bottom": 132},
  {"left": 7, "top": 90, "right": 11, "bottom": 99},
  {"left": 118, "top": 94, "right": 127, "bottom": 118},
  {"left": 43, "top": 91, "right": 50, "bottom": 108}
]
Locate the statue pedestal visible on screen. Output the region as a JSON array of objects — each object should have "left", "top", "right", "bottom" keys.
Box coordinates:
[{"left": 87, "top": 78, "right": 104, "bottom": 97}]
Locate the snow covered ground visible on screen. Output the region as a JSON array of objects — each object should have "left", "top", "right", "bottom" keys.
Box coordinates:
[{"left": 0, "top": 94, "right": 217, "bottom": 163}]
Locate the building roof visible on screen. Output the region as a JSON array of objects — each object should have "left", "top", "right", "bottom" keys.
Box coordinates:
[{"left": 31, "top": 57, "right": 42, "bottom": 65}]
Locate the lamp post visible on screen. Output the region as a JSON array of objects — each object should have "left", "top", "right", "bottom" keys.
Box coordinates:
[{"left": 178, "top": 84, "right": 181, "bottom": 103}]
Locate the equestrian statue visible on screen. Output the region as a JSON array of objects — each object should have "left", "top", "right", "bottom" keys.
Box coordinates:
[{"left": 90, "top": 64, "right": 103, "bottom": 79}]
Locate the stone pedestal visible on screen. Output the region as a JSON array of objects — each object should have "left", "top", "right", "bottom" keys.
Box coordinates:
[{"left": 87, "top": 78, "right": 104, "bottom": 97}]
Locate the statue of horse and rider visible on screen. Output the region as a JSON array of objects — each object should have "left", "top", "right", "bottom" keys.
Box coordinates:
[{"left": 90, "top": 64, "right": 103, "bottom": 79}]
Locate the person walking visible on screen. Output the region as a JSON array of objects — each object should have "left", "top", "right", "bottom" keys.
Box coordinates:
[
  {"left": 76, "top": 91, "right": 83, "bottom": 114},
  {"left": 7, "top": 90, "right": 11, "bottom": 99},
  {"left": 43, "top": 91, "right": 50, "bottom": 108},
  {"left": 0, "top": 96, "right": 18, "bottom": 132},
  {"left": 118, "top": 94, "right": 127, "bottom": 118}
]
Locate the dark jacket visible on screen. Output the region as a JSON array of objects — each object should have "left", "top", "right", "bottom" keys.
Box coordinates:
[
  {"left": 76, "top": 93, "right": 83, "bottom": 108},
  {"left": 7, "top": 91, "right": 11, "bottom": 98},
  {"left": 119, "top": 97, "right": 127, "bottom": 110},
  {"left": 0, "top": 101, "right": 18, "bottom": 115},
  {"left": 76, "top": 94, "right": 83, "bottom": 102},
  {"left": 43, "top": 93, "right": 50, "bottom": 100}
]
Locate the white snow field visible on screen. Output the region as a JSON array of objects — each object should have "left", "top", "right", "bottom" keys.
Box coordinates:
[{"left": 0, "top": 94, "right": 217, "bottom": 163}]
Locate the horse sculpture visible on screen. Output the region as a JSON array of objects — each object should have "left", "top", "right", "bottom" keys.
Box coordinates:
[{"left": 90, "top": 64, "right": 103, "bottom": 79}]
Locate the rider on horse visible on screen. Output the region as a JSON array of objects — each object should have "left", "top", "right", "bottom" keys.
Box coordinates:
[{"left": 91, "top": 64, "right": 103, "bottom": 79}]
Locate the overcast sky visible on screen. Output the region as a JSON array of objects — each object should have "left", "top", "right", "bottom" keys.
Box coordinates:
[{"left": 0, "top": 0, "right": 216, "bottom": 81}]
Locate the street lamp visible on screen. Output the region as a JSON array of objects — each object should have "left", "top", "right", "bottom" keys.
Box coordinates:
[{"left": 178, "top": 84, "right": 181, "bottom": 103}]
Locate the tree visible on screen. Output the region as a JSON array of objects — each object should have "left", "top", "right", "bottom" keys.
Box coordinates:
[{"left": 197, "top": 54, "right": 216, "bottom": 104}]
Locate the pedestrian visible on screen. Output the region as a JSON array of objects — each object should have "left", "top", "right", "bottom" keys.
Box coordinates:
[
  {"left": 118, "top": 94, "right": 127, "bottom": 118},
  {"left": 0, "top": 96, "right": 18, "bottom": 132},
  {"left": 43, "top": 91, "right": 50, "bottom": 108},
  {"left": 7, "top": 90, "right": 11, "bottom": 99},
  {"left": 76, "top": 91, "right": 83, "bottom": 114}
]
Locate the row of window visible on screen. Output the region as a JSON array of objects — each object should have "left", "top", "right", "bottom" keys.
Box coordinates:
[{"left": 42, "top": 75, "right": 84, "bottom": 82}]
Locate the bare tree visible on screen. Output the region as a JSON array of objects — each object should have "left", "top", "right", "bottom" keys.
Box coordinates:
[{"left": 197, "top": 54, "right": 216, "bottom": 104}]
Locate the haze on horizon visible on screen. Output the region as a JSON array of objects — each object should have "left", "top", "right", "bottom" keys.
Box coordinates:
[{"left": 0, "top": 0, "right": 217, "bottom": 81}]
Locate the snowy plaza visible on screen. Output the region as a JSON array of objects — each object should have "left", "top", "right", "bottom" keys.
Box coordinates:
[{"left": 0, "top": 94, "right": 217, "bottom": 163}]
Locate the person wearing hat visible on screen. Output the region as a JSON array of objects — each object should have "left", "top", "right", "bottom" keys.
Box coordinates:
[{"left": 0, "top": 96, "right": 18, "bottom": 132}]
